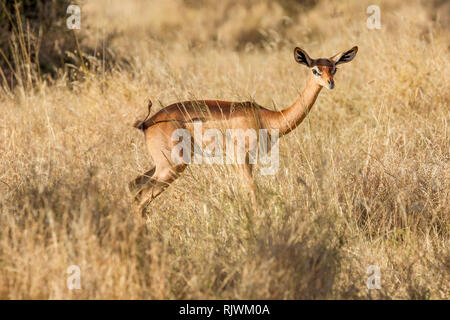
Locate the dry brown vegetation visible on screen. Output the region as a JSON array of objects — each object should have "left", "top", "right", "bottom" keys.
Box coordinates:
[{"left": 0, "top": 0, "right": 448, "bottom": 299}]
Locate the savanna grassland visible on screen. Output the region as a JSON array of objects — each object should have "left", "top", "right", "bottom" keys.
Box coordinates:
[{"left": 0, "top": 0, "right": 448, "bottom": 299}]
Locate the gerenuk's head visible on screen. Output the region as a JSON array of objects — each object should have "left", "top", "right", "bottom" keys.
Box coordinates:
[{"left": 294, "top": 46, "right": 358, "bottom": 90}]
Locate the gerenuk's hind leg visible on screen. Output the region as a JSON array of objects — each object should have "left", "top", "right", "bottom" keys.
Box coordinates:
[
  {"left": 137, "top": 164, "right": 186, "bottom": 216},
  {"left": 133, "top": 122, "right": 188, "bottom": 216},
  {"left": 128, "top": 167, "right": 156, "bottom": 200}
]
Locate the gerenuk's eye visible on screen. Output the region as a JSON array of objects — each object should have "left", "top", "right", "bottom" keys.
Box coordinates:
[{"left": 312, "top": 69, "right": 320, "bottom": 76}]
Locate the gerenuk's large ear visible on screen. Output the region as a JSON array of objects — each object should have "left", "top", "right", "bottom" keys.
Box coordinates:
[
  {"left": 294, "top": 47, "right": 313, "bottom": 67},
  {"left": 330, "top": 46, "right": 358, "bottom": 65}
]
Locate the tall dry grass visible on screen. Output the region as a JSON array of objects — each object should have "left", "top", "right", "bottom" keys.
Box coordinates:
[{"left": 0, "top": 0, "right": 448, "bottom": 299}]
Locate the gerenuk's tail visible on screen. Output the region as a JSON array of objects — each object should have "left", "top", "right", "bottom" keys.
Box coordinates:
[{"left": 133, "top": 100, "right": 152, "bottom": 131}]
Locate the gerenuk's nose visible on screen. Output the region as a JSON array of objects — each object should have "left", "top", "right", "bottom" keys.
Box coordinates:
[{"left": 328, "top": 79, "right": 335, "bottom": 89}]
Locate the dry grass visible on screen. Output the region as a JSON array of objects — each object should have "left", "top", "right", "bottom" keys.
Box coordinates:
[{"left": 0, "top": 0, "right": 448, "bottom": 299}]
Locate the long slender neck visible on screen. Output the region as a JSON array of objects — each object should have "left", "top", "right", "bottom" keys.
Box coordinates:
[{"left": 267, "top": 75, "right": 322, "bottom": 136}]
